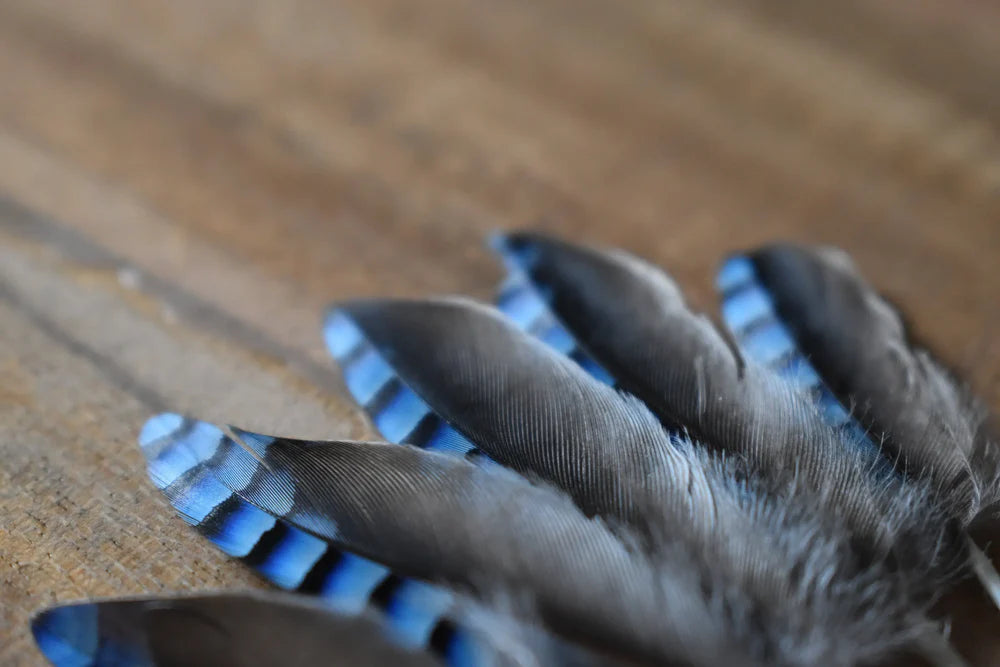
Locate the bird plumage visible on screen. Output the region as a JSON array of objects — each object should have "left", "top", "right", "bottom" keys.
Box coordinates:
[{"left": 33, "top": 231, "right": 996, "bottom": 667}]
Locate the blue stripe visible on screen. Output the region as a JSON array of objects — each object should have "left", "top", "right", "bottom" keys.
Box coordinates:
[
  {"left": 145, "top": 441, "right": 197, "bottom": 490},
  {"left": 720, "top": 284, "right": 773, "bottom": 333},
  {"left": 490, "top": 232, "right": 541, "bottom": 272},
  {"left": 781, "top": 357, "right": 824, "bottom": 392},
  {"left": 208, "top": 436, "right": 259, "bottom": 492},
  {"left": 320, "top": 555, "right": 391, "bottom": 614},
  {"left": 578, "top": 356, "right": 616, "bottom": 386},
  {"left": 206, "top": 501, "right": 277, "bottom": 558},
  {"left": 139, "top": 418, "right": 497, "bottom": 667},
  {"left": 718, "top": 257, "right": 884, "bottom": 462},
  {"left": 138, "top": 412, "right": 184, "bottom": 449},
  {"left": 496, "top": 277, "right": 547, "bottom": 330},
  {"left": 740, "top": 320, "right": 798, "bottom": 366},
  {"left": 494, "top": 271, "right": 614, "bottom": 387},
  {"left": 445, "top": 628, "right": 487, "bottom": 667},
  {"left": 384, "top": 581, "right": 455, "bottom": 647},
  {"left": 143, "top": 420, "right": 225, "bottom": 488},
  {"left": 256, "top": 528, "right": 329, "bottom": 590},
  {"left": 167, "top": 469, "right": 233, "bottom": 524},
  {"left": 231, "top": 430, "right": 276, "bottom": 458},
  {"left": 374, "top": 388, "right": 431, "bottom": 443},
  {"left": 324, "top": 310, "right": 365, "bottom": 359},
  {"left": 538, "top": 322, "right": 576, "bottom": 354},
  {"left": 716, "top": 255, "right": 755, "bottom": 292},
  {"left": 325, "top": 310, "right": 482, "bottom": 456},
  {"left": 820, "top": 395, "right": 854, "bottom": 427},
  {"left": 343, "top": 347, "right": 396, "bottom": 406}
]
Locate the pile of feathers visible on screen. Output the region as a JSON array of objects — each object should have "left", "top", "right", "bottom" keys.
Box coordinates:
[{"left": 31, "top": 233, "right": 1000, "bottom": 667}]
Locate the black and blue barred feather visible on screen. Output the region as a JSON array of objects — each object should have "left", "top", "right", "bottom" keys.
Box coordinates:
[
  {"left": 325, "top": 310, "right": 481, "bottom": 456},
  {"left": 717, "top": 244, "right": 1000, "bottom": 607},
  {"left": 35, "top": 230, "right": 997, "bottom": 667},
  {"left": 32, "top": 592, "right": 445, "bottom": 667},
  {"left": 487, "top": 233, "right": 961, "bottom": 583},
  {"left": 137, "top": 414, "right": 540, "bottom": 667}
]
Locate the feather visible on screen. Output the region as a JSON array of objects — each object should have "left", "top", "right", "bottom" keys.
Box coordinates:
[
  {"left": 488, "top": 231, "right": 966, "bottom": 593},
  {"left": 730, "top": 244, "right": 1000, "bottom": 527},
  {"left": 325, "top": 309, "right": 480, "bottom": 455},
  {"left": 31, "top": 230, "right": 989, "bottom": 666},
  {"left": 140, "top": 414, "right": 757, "bottom": 665},
  {"left": 323, "top": 298, "right": 942, "bottom": 665},
  {"left": 31, "top": 591, "right": 443, "bottom": 667},
  {"left": 716, "top": 253, "right": 862, "bottom": 432},
  {"left": 138, "top": 414, "right": 598, "bottom": 667},
  {"left": 718, "top": 244, "right": 1000, "bottom": 604},
  {"left": 494, "top": 272, "right": 615, "bottom": 385}
]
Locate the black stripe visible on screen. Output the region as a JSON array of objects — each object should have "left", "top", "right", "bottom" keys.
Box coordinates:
[
  {"left": 197, "top": 494, "right": 246, "bottom": 538},
  {"left": 365, "top": 377, "right": 403, "bottom": 413},
  {"left": 405, "top": 413, "right": 443, "bottom": 449},
  {"left": 297, "top": 548, "right": 347, "bottom": 594},
  {"left": 369, "top": 574, "right": 406, "bottom": 611},
  {"left": 428, "top": 620, "right": 460, "bottom": 658},
  {"left": 338, "top": 338, "right": 373, "bottom": 367},
  {"left": 241, "top": 520, "right": 291, "bottom": 568}
]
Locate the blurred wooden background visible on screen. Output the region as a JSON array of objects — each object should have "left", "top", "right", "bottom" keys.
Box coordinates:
[{"left": 1, "top": 0, "right": 998, "bottom": 664}]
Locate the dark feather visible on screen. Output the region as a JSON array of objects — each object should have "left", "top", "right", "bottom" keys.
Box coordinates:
[
  {"left": 31, "top": 591, "right": 443, "bottom": 667},
  {"left": 324, "top": 297, "right": 939, "bottom": 666},
  {"left": 739, "top": 244, "right": 1000, "bottom": 527},
  {"left": 138, "top": 414, "right": 604, "bottom": 667},
  {"left": 488, "top": 231, "right": 965, "bottom": 593},
  {"left": 32, "top": 231, "right": 989, "bottom": 667},
  {"left": 719, "top": 244, "right": 1000, "bottom": 606},
  {"left": 141, "top": 415, "right": 766, "bottom": 665}
]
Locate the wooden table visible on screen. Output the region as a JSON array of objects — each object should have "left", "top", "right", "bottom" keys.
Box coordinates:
[{"left": 1, "top": 1, "right": 998, "bottom": 664}]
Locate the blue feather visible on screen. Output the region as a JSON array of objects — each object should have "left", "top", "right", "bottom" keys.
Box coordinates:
[
  {"left": 717, "top": 255, "right": 871, "bottom": 439},
  {"left": 139, "top": 414, "right": 488, "bottom": 662},
  {"left": 494, "top": 263, "right": 615, "bottom": 387},
  {"left": 324, "top": 311, "right": 480, "bottom": 456}
]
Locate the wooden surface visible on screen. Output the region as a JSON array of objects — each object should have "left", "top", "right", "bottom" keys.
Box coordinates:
[{"left": 1, "top": 1, "right": 998, "bottom": 664}]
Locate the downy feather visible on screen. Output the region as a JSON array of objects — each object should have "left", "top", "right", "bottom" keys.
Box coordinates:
[
  {"left": 718, "top": 244, "right": 1000, "bottom": 604},
  {"left": 488, "top": 231, "right": 966, "bottom": 596},
  {"left": 138, "top": 414, "right": 595, "bottom": 667},
  {"left": 735, "top": 244, "right": 1000, "bottom": 529},
  {"left": 140, "top": 416, "right": 761, "bottom": 665},
  {"left": 324, "top": 297, "right": 939, "bottom": 666}
]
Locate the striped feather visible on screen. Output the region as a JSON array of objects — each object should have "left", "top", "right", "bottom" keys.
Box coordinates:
[
  {"left": 716, "top": 255, "right": 873, "bottom": 441},
  {"left": 31, "top": 592, "right": 444, "bottom": 667},
  {"left": 139, "top": 414, "right": 493, "bottom": 665},
  {"left": 321, "top": 297, "right": 940, "bottom": 666},
  {"left": 325, "top": 310, "right": 480, "bottom": 456},
  {"left": 487, "top": 231, "right": 965, "bottom": 593}
]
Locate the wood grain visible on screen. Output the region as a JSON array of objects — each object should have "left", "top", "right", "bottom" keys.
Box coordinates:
[{"left": 0, "top": 1, "right": 997, "bottom": 664}]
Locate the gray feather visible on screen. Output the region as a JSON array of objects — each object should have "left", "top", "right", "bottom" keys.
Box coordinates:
[
  {"left": 327, "top": 299, "right": 936, "bottom": 666},
  {"left": 489, "top": 232, "right": 966, "bottom": 593},
  {"left": 32, "top": 591, "right": 441, "bottom": 667},
  {"left": 152, "top": 423, "right": 760, "bottom": 665},
  {"left": 748, "top": 244, "right": 1000, "bottom": 528}
]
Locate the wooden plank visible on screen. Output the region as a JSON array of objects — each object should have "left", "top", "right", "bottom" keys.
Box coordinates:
[{"left": 0, "top": 0, "right": 997, "bottom": 664}]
